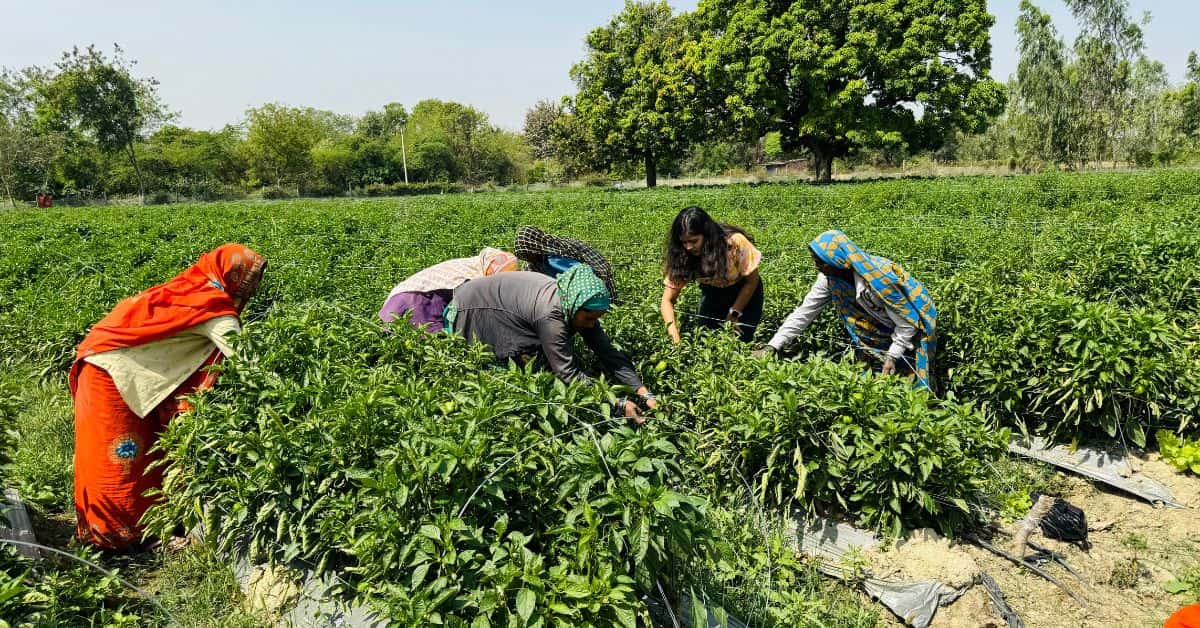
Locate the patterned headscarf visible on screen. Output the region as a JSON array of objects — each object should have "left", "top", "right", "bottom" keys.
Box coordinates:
[
  {"left": 69, "top": 244, "right": 266, "bottom": 395},
  {"left": 514, "top": 226, "right": 619, "bottom": 303},
  {"left": 389, "top": 247, "right": 517, "bottom": 297},
  {"left": 482, "top": 248, "right": 519, "bottom": 276},
  {"left": 810, "top": 230, "right": 938, "bottom": 391},
  {"left": 555, "top": 264, "right": 611, "bottom": 321}
]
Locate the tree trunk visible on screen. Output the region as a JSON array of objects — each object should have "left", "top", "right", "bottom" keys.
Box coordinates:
[
  {"left": 125, "top": 140, "right": 145, "bottom": 204},
  {"left": 644, "top": 150, "right": 657, "bottom": 188},
  {"left": 0, "top": 144, "right": 16, "bottom": 207},
  {"left": 1, "top": 176, "right": 14, "bottom": 208},
  {"left": 810, "top": 145, "right": 834, "bottom": 183},
  {"left": 0, "top": 160, "right": 14, "bottom": 208}
]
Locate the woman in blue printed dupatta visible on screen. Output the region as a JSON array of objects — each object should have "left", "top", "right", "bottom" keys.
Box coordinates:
[{"left": 754, "top": 230, "right": 938, "bottom": 391}]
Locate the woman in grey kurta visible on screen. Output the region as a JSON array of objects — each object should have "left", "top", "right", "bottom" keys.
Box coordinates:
[{"left": 444, "top": 267, "right": 657, "bottom": 419}]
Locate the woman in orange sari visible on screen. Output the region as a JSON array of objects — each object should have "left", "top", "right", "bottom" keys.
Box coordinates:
[{"left": 70, "top": 244, "right": 265, "bottom": 551}]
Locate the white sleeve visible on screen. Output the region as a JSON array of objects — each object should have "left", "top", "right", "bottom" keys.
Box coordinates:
[
  {"left": 883, "top": 306, "right": 918, "bottom": 360},
  {"left": 195, "top": 316, "right": 242, "bottom": 357},
  {"left": 767, "top": 274, "right": 831, "bottom": 350}
]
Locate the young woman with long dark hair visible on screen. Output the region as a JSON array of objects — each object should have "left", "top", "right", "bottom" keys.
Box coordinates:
[{"left": 660, "top": 206, "right": 763, "bottom": 343}]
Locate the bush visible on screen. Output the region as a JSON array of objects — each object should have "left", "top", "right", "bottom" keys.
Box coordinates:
[
  {"left": 527, "top": 160, "right": 565, "bottom": 185},
  {"left": 1158, "top": 430, "right": 1200, "bottom": 474},
  {"left": 0, "top": 544, "right": 154, "bottom": 624},
  {"left": 1059, "top": 231, "right": 1200, "bottom": 316},
  {"left": 144, "top": 182, "right": 248, "bottom": 205},
  {"left": 581, "top": 173, "right": 611, "bottom": 187},
  {"left": 175, "top": 180, "right": 246, "bottom": 202},
  {"left": 146, "top": 191, "right": 174, "bottom": 205},
  {"left": 0, "top": 381, "right": 16, "bottom": 507},
  {"left": 657, "top": 333, "right": 1008, "bottom": 538},
  {"left": 299, "top": 182, "right": 345, "bottom": 198},
  {"left": 359, "top": 182, "right": 465, "bottom": 197},
  {"left": 941, "top": 280, "right": 1200, "bottom": 444},
  {"left": 146, "top": 304, "right": 710, "bottom": 625},
  {"left": 260, "top": 185, "right": 298, "bottom": 200}
]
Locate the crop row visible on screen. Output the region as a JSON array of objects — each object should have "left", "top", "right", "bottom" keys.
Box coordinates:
[{"left": 2, "top": 170, "right": 1199, "bottom": 623}]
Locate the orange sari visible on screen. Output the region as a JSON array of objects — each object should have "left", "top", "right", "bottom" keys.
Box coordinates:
[
  {"left": 71, "top": 244, "right": 264, "bottom": 550},
  {"left": 1166, "top": 606, "right": 1200, "bottom": 628}
]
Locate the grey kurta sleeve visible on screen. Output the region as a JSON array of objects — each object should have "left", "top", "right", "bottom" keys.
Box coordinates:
[
  {"left": 580, "top": 324, "right": 644, "bottom": 390},
  {"left": 534, "top": 315, "right": 593, "bottom": 385}
]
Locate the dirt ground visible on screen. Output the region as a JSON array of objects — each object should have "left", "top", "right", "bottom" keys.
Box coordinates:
[{"left": 874, "top": 453, "right": 1199, "bottom": 628}]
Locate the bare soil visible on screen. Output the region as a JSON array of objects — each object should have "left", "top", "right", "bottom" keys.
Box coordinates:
[{"left": 873, "top": 453, "right": 1198, "bottom": 627}]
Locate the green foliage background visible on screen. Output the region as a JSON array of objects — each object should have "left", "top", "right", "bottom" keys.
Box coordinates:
[{"left": 1, "top": 170, "right": 1199, "bottom": 623}]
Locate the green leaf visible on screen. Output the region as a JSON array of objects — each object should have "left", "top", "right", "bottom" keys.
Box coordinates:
[
  {"left": 411, "top": 562, "right": 430, "bottom": 588},
  {"left": 1162, "top": 579, "right": 1190, "bottom": 594},
  {"left": 689, "top": 588, "right": 707, "bottom": 628},
  {"left": 419, "top": 524, "right": 442, "bottom": 543},
  {"left": 614, "top": 604, "right": 637, "bottom": 628},
  {"left": 516, "top": 588, "right": 536, "bottom": 622}
]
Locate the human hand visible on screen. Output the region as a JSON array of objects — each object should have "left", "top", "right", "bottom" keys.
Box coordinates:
[
  {"left": 751, "top": 346, "right": 775, "bottom": 360},
  {"left": 882, "top": 357, "right": 897, "bottom": 376},
  {"left": 619, "top": 398, "right": 646, "bottom": 425},
  {"left": 669, "top": 328, "right": 682, "bottom": 344}
]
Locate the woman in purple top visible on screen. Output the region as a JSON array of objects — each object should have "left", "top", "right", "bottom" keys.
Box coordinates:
[{"left": 379, "top": 248, "right": 518, "bottom": 332}]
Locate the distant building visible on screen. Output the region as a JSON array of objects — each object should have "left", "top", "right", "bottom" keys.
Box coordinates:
[{"left": 764, "top": 159, "right": 809, "bottom": 176}]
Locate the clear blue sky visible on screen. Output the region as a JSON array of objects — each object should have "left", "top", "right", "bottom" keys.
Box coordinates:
[{"left": 1, "top": 1, "right": 1195, "bottom": 132}]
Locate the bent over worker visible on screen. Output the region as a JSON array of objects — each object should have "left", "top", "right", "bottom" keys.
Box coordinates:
[
  {"left": 378, "top": 247, "right": 518, "bottom": 332},
  {"left": 71, "top": 244, "right": 265, "bottom": 551},
  {"left": 755, "top": 230, "right": 937, "bottom": 391},
  {"left": 514, "top": 225, "right": 620, "bottom": 302},
  {"left": 444, "top": 266, "right": 656, "bottom": 419}
]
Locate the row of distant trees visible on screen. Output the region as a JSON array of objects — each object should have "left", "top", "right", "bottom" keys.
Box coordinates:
[
  {"left": 2, "top": 1, "right": 1199, "bottom": 205},
  {"left": 551, "top": 0, "right": 1200, "bottom": 186},
  {"left": 954, "top": 0, "right": 1200, "bottom": 170},
  {"left": 0, "top": 46, "right": 531, "bottom": 205}
]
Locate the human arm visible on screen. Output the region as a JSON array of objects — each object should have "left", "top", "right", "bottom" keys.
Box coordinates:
[
  {"left": 580, "top": 324, "right": 645, "bottom": 391},
  {"left": 534, "top": 316, "right": 593, "bottom": 385},
  {"left": 660, "top": 282, "right": 684, "bottom": 344},
  {"left": 726, "top": 234, "right": 762, "bottom": 324},
  {"left": 764, "top": 274, "right": 832, "bottom": 352},
  {"left": 881, "top": 305, "right": 918, "bottom": 375},
  {"left": 728, "top": 268, "right": 760, "bottom": 323}
]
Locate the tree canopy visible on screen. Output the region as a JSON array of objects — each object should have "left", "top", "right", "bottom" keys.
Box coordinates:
[
  {"left": 569, "top": 1, "right": 696, "bottom": 187},
  {"left": 684, "top": 0, "right": 1006, "bottom": 181},
  {"left": 33, "top": 45, "right": 168, "bottom": 200}
]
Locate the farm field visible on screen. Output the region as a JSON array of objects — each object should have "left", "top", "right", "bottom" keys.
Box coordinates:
[{"left": 2, "top": 171, "right": 1200, "bottom": 626}]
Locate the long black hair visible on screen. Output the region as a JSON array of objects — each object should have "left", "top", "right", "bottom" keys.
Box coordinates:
[{"left": 664, "top": 206, "right": 750, "bottom": 284}]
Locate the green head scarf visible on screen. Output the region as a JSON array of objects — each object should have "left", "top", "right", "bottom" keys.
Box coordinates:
[{"left": 556, "top": 264, "right": 611, "bottom": 320}]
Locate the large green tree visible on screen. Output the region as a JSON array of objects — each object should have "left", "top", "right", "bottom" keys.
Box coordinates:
[
  {"left": 358, "top": 102, "right": 408, "bottom": 139},
  {"left": 242, "top": 104, "right": 347, "bottom": 187},
  {"left": 687, "top": 0, "right": 1005, "bottom": 182},
  {"left": 569, "top": 1, "right": 695, "bottom": 187},
  {"left": 522, "top": 99, "right": 561, "bottom": 161},
  {"left": 1124, "top": 57, "right": 1186, "bottom": 166},
  {"left": 1063, "top": 0, "right": 1147, "bottom": 164},
  {"left": 1013, "top": 0, "right": 1083, "bottom": 166},
  {"left": 549, "top": 108, "right": 603, "bottom": 181},
  {"left": 1065, "top": 0, "right": 1147, "bottom": 164},
  {"left": 34, "top": 45, "right": 168, "bottom": 202},
  {"left": 406, "top": 99, "right": 523, "bottom": 184},
  {"left": 1181, "top": 52, "right": 1200, "bottom": 140},
  {"left": 0, "top": 68, "right": 64, "bottom": 206},
  {"left": 139, "top": 125, "right": 245, "bottom": 188}
]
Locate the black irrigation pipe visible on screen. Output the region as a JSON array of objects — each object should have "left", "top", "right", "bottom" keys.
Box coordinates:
[{"left": 963, "top": 534, "right": 1089, "bottom": 607}]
